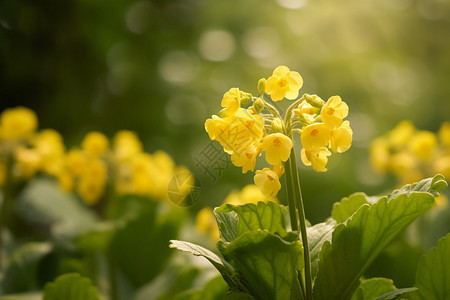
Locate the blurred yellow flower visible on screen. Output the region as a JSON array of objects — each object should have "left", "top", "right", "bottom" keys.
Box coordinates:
[
  {"left": 65, "top": 149, "right": 87, "bottom": 176},
  {"left": 408, "top": 131, "right": 437, "bottom": 161},
  {"left": 57, "top": 170, "right": 74, "bottom": 192},
  {"left": 224, "top": 184, "right": 277, "bottom": 205},
  {"left": 262, "top": 133, "right": 293, "bottom": 165},
  {"left": 438, "top": 122, "right": 450, "bottom": 147},
  {"left": 82, "top": 131, "right": 109, "bottom": 157},
  {"left": 0, "top": 106, "right": 38, "bottom": 140},
  {"left": 321, "top": 96, "right": 348, "bottom": 129},
  {"left": 32, "top": 129, "right": 65, "bottom": 176},
  {"left": 433, "top": 155, "right": 450, "bottom": 178},
  {"left": 195, "top": 207, "right": 220, "bottom": 242},
  {"left": 113, "top": 130, "right": 143, "bottom": 162},
  {"left": 369, "top": 137, "right": 390, "bottom": 173},
  {"left": 77, "top": 178, "right": 105, "bottom": 206},
  {"left": 14, "top": 147, "right": 41, "bottom": 178},
  {"left": 388, "top": 120, "right": 415, "bottom": 148},
  {"left": 301, "top": 123, "right": 331, "bottom": 150},
  {"left": 254, "top": 168, "right": 281, "bottom": 197},
  {"left": 329, "top": 120, "right": 353, "bottom": 153},
  {"left": 301, "top": 147, "right": 331, "bottom": 172},
  {"left": 265, "top": 66, "right": 303, "bottom": 101}
]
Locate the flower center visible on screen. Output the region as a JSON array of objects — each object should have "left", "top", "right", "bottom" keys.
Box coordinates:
[
  {"left": 311, "top": 129, "right": 319, "bottom": 136},
  {"left": 278, "top": 78, "right": 287, "bottom": 87},
  {"left": 267, "top": 174, "right": 275, "bottom": 181},
  {"left": 273, "top": 138, "right": 281, "bottom": 146},
  {"left": 326, "top": 107, "right": 336, "bottom": 115}
]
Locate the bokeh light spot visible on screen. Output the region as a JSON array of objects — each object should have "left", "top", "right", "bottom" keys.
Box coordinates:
[
  {"left": 158, "top": 51, "right": 199, "bottom": 84},
  {"left": 126, "top": 1, "right": 152, "bottom": 34},
  {"left": 198, "top": 30, "right": 236, "bottom": 61},
  {"left": 277, "top": 0, "right": 308, "bottom": 9},
  {"left": 242, "top": 27, "right": 281, "bottom": 59}
]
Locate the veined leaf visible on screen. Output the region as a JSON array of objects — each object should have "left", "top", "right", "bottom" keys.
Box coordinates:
[
  {"left": 222, "top": 230, "right": 302, "bottom": 300},
  {"left": 409, "top": 233, "right": 450, "bottom": 299},
  {"left": 307, "top": 219, "right": 335, "bottom": 279},
  {"left": 214, "top": 201, "right": 287, "bottom": 242},
  {"left": 332, "top": 193, "right": 370, "bottom": 223},
  {"left": 387, "top": 174, "right": 447, "bottom": 199},
  {"left": 373, "top": 287, "right": 417, "bottom": 300},
  {"left": 313, "top": 176, "right": 444, "bottom": 300},
  {"left": 350, "top": 277, "right": 396, "bottom": 300},
  {"left": 43, "top": 273, "right": 100, "bottom": 300}
]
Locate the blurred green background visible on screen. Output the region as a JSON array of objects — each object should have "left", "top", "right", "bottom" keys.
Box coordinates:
[{"left": 1, "top": 0, "right": 450, "bottom": 223}]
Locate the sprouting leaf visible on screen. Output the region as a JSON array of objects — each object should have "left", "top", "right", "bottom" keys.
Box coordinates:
[
  {"left": 350, "top": 277, "right": 396, "bottom": 300},
  {"left": 409, "top": 233, "right": 450, "bottom": 299},
  {"left": 313, "top": 176, "right": 444, "bottom": 300},
  {"left": 307, "top": 219, "right": 335, "bottom": 279},
  {"left": 214, "top": 201, "right": 287, "bottom": 242},
  {"left": 222, "top": 230, "right": 302, "bottom": 300},
  {"left": 332, "top": 193, "right": 370, "bottom": 223},
  {"left": 387, "top": 174, "right": 447, "bottom": 199},
  {"left": 42, "top": 273, "right": 100, "bottom": 300}
]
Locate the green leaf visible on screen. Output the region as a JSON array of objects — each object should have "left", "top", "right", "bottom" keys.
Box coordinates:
[
  {"left": 169, "top": 240, "right": 237, "bottom": 289},
  {"left": 222, "top": 230, "right": 302, "bottom": 300},
  {"left": 307, "top": 219, "right": 335, "bottom": 279},
  {"left": 387, "top": 174, "right": 447, "bottom": 199},
  {"left": 410, "top": 233, "right": 450, "bottom": 299},
  {"left": 332, "top": 193, "right": 370, "bottom": 223},
  {"left": 214, "top": 201, "right": 287, "bottom": 242},
  {"left": 15, "top": 178, "right": 97, "bottom": 242},
  {"left": 0, "top": 292, "right": 41, "bottom": 300},
  {"left": 373, "top": 288, "right": 417, "bottom": 300},
  {"left": 42, "top": 273, "right": 100, "bottom": 300},
  {"left": 1, "top": 242, "right": 52, "bottom": 294},
  {"left": 350, "top": 278, "right": 396, "bottom": 300},
  {"left": 313, "top": 176, "right": 442, "bottom": 300}
]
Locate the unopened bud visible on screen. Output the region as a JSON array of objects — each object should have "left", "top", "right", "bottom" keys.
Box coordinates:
[
  {"left": 271, "top": 118, "right": 283, "bottom": 133},
  {"left": 305, "top": 94, "right": 325, "bottom": 108},
  {"left": 253, "top": 98, "right": 265, "bottom": 113},
  {"left": 257, "top": 78, "right": 266, "bottom": 95},
  {"left": 240, "top": 91, "right": 253, "bottom": 105}
]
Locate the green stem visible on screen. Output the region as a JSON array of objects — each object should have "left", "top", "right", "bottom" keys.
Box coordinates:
[
  {"left": 289, "top": 149, "right": 313, "bottom": 300},
  {"left": 0, "top": 153, "right": 14, "bottom": 270},
  {"left": 284, "top": 160, "right": 298, "bottom": 232}
]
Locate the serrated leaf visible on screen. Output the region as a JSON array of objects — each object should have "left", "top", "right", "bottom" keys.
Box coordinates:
[
  {"left": 332, "top": 193, "right": 370, "bottom": 223},
  {"left": 214, "top": 201, "right": 287, "bottom": 242},
  {"left": 350, "top": 277, "right": 396, "bottom": 300},
  {"left": 387, "top": 174, "right": 447, "bottom": 199},
  {"left": 314, "top": 184, "right": 438, "bottom": 300},
  {"left": 410, "top": 233, "right": 450, "bottom": 299},
  {"left": 222, "top": 230, "right": 302, "bottom": 300},
  {"left": 42, "top": 273, "right": 100, "bottom": 300},
  {"left": 1, "top": 242, "right": 52, "bottom": 294},
  {"left": 307, "top": 219, "right": 335, "bottom": 279}
]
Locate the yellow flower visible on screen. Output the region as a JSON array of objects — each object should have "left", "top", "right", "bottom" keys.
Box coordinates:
[
  {"left": 65, "top": 149, "right": 87, "bottom": 176},
  {"left": 388, "top": 121, "right": 415, "bottom": 148},
  {"left": 330, "top": 121, "right": 353, "bottom": 153},
  {"left": 301, "top": 147, "right": 331, "bottom": 172},
  {"left": 14, "top": 147, "right": 41, "bottom": 178},
  {"left": 301, "top": 123, "right": 331, "bottom": 150},
  {"left": 265, "top": 66, "right": 303, "bottom": 101},
  {"left": 57, "top": 170, "right": 74, "bottom": 192},
  {"left": 195, "top": 207, "right": 220, "bottom": 242},
  {"left": 205, "top": 108, "right": 264, "bottom": 154},
  {"left": 293, "top": 101, "right": 318, "bottom": 124},
  {"left": 408, "top": 131, "right": 437, "bottom": 161},
  {"left": 0, "top": 107, "right": 38, "bottom": 139},
  {"left": 262, "top": 133, "right": 293, "bottom": 165},
  {"left": 254, "top": 168, "right": 281, "bottom": 197},
  {"left": 221, "top": 88, "right": 242, "bottom": 116},
  {"left": 32, "top": 129, "right": 65, "bottom": 176},
  {"left": 390, "top": 151, "right": 417, "bottom": 177},
  {"left": 231, "top": 143, "right": 260, "bottom": 173},
  {"left": 82, "top": 131, "right": 109, "bottom": 157},
  {"left": 438, "top": 122, "right": 450, "bottom": 147},
  {"left": 321, "top": 96, "right": 348, "bottom": 129},
  {"left": 433, "top": 155, "right": 450, "bottom": 178},
  {"left": 77, "top": 178, "right": 105, "bottom": 205},
  {"left": 224, "top": 184, "right": 277, "bottom": 205},
  {"left": 369, "top": 137, "right": 390, "bottom": 173},
  {"left": 113, "top": 130, "right": 143, "bottom": 162}
]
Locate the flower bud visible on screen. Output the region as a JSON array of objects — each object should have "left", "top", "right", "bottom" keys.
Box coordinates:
[
  {"left": 257, "top": 78, "right": 266, "bottom": 95},
  {"left": 305, "top": 94, "right": 325, "bottom": 108},
  {"left": 271, "top": 118, "right": 283, "bottom": 133},
  {"left": 253, "top": 98, "right": 265, "bottom": 114},
  {"left": 240, "top": 91, "right": 253, "bottom": 106}
]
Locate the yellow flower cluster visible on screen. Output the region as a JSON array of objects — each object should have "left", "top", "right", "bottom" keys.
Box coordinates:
[
  {"left": 370, "top": 121, "right": 450, "bottom": 185},
  {"left": 0, "top": 107, "right": 193, "bottom": 206},
  {"left": 195, "top": 184, "right": 277, "bottom": 242},
  {"left": 204, "top": 66, "right": 352, "bottom": 196}
]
